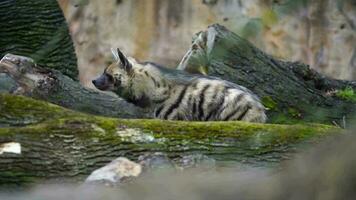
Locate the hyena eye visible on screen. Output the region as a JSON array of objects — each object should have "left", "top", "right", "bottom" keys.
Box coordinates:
[
  {"left": 115, "top": 74, "right": 122, "bottom": 80},
  {"left": 106, "top": 73, "right": 114, "bottom": 82},
  {"left": 114, "top": 74, "right": 122, "bottom": 86}
]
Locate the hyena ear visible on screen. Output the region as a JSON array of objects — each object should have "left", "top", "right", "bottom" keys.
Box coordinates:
[
  {"left": 116, "top": 48, "right": 132, "bottom": 72},
  {"left": 111, "top": 48, "right": 120, "bottom": 62}
]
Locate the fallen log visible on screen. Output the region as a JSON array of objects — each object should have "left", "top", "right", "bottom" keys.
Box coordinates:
[
  {"left": 0, "top": 54, "right": 149, "bottom": 119},
  {"left": 0, "top": 94, "right": 338, "bottom": 185},
  {"left": 178, "top": 24, "right": 356, "bottom": 124}
]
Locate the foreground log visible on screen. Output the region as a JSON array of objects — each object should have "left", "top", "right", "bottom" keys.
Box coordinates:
[
  {"left": 0, "top": 54, "right": 149, "bottom": 119},
  {"left": 0, "top": 94, "right": 338, "bottom": 185},
  {"left": 178, "top": 24, "right": 356, "bottom": 124}
]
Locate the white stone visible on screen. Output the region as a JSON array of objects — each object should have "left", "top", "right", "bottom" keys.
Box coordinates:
[
  {"left": 0, "top": 142, "right": 21, "bottom": 155},
  {"left": 85, "top": 157, "right": 142, "bottom": 184}
]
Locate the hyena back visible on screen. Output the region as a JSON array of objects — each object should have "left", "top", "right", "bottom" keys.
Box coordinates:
[{"left": 92, "top": 48, "right": 266, "bottom": 123}]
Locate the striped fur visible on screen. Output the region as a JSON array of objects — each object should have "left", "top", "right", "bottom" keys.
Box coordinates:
[{"left": 92, "top": 48, "right": 266, "bottom": 123}]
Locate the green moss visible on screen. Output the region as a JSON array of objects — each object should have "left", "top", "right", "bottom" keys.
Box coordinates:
[
  {"left": 0, "top": 115, "right": 336, "bottom": 153},
  {"left": 287, "top": 107, "right": 299, "bottom": 117},
  {"left": 268, "top": 107, "right": 303, "bottom": 124},
  {"left": 262, "top": 96, "right": 278, "bottom": 111},
  {"left": 95, "top": 117, "right": 120, "bottom": 133},
  {"left": 266, "top": 112, "right": 306, "bottom": 125},
  {"left": 336, "top": 87, "right": 356, "bottom": 103},
  {"left": 114, "top": 119, "right": 336, "bottom": 150},
  {"left": 0, "top": 93, "right": 337, "bottom": 136},
  {"left": 0, "top": 93, "right": 339, "bottom": 151},
  {"left": 0, "top": 94, "right": 73, "bottom": 127}
]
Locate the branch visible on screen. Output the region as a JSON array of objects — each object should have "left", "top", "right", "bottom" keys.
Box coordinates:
[{"left": 0, "top": 54, "right": 149, "bottom": 119}]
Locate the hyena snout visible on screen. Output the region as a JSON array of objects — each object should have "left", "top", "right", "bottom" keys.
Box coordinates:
[{"left": 92, "top": 74, "right": 114, "bottom": 91}]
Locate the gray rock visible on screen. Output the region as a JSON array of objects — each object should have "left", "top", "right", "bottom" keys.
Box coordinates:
[
  {"left": 176, "top": 154, "right": 216, "bottom": 170},
  {"left": 138, "top": 152, "right": 175, "bottom": 172},
  {"left": 85, "top": 157, "right": 142, "bottom": 186}
]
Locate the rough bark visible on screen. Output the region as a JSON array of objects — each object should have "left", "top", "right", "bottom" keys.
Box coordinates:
[
  {"left": 0, "top": 54, "right": 149, "bottom": 119},
  {"left": 0, "top": 0, "right": 78, "bottom": 79},
  {"left": 0, "top": 94, "right": 338, "bottom": 185},
  {"left": 178, "top": 24, "right": 356, "bottom": 124}
]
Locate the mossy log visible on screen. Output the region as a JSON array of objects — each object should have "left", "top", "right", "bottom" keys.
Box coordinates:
[
  {"left": 0, "top": 94, "right": 338, "bottom": 185},
  {"left": 178, "top": 24, "right": 356, "bottom": 124},
  {"left": 0, "top": 0, "right": 78, "bottom": 79}
]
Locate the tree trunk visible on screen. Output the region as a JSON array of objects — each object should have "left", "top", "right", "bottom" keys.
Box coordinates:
[
  {"left": 178, "top": 24, "right": 356, "bottom": 124},
  {"left": 0, "top": 94, "right": 337, "bottom": 186},
  {"left": 0, "top": 0, "right": 78, "bottom": 79}
]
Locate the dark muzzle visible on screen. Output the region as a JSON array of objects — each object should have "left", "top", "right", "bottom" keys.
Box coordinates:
[{"left": 92, "top": 74, "right": 113, "bottom": 91}]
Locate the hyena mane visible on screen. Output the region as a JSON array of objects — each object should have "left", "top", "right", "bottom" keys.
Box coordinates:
[{"left": 92, "top": 48, "right": 266, "bottom": 123}]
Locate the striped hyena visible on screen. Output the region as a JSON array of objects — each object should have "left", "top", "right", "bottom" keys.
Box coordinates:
[{"left": 92, "top": 48, "right": 266, "bottom": 123}]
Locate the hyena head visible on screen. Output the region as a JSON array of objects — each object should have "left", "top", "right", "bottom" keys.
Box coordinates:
[
  {"left": 92, "top": 48, "right": 133, "bottom": 97},
  {"left": 92, "top": 48, "right": 151, "bottom": 107}
]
